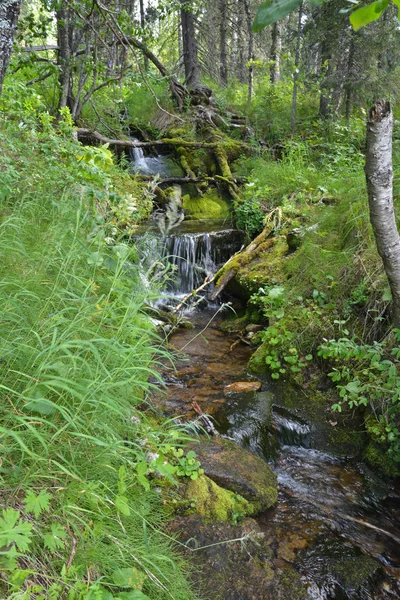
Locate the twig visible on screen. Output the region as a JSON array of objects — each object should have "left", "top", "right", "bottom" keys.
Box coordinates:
[
  {"left": 66, "top": 536, "right": 77, "bottom": 573},
  {"left": 172, "top": 274, "right": 215, "bottom": 314}
]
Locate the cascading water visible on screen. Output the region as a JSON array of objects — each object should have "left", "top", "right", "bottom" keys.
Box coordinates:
[
  {"left": 163, "top": 228, "right": 244, "bottom": 295},
  {"left": 129, "top": 138, "right": 184, "bottom": 177}
]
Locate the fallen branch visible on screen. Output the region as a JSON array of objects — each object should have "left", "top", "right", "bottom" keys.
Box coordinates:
[
  {"left": 172, "top": 274, "right": 215, "bottom": 314},
  {"left": 209, "top": 227, "right": 273, "bottom": 301}
]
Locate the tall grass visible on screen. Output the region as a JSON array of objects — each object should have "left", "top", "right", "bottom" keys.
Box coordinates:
[{"left": 0, "top": 110, "right": 197, "bottom": 599}]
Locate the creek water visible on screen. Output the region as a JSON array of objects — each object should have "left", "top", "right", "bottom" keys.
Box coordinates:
[
  {"left": 133, "top": 149, "right": 400, "bottom": 599},
  {"left": 155, "top": 308, "right": 400, "bottom": 600}
]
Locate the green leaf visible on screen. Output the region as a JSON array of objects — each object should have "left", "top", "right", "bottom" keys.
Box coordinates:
[
  {"left": 116, "top": 592, "right": 151, "bottom": 600},
  {"left": 24, "top": 397, "right": 57, "bottom": 416},
  {"left": 24, "top": 489, "right": 52, "bottom": 518},
  {"left": 0, "top": 509, "right": 33, "bottom": 552},
  {"left": 350, "top": 1, "right": 384, "bottom": 30},
  {"left": 112, "top": 567, "right": 146, "bottom": 589},
  {"left": 394, "top": 0, "right": 400, "bottom": 17},
  {"left": 253, "top": 0, "right": 302, "bottom": 31},
  {"left": 115, "top": 495, "right": 131, "bottom": 516},
  {"left": 43, "top": 523, "right": 67, "bottom": 552}
]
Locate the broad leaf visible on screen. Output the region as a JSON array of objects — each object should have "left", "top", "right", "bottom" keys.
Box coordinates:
[
  {"left": 111, "top": 567, "right": 146, "bottom": 589},
  {"left": 0, "top": 509, "right": 33, "bottom": 551},
  {"left": 24, "top": 490, "right": 52, "bottom": 518},
  {"left": 116, "top": 592, "right": 151, "bottom": 600},
  {"left": 253, "top": 0, "right": 302, "bottom": 31},
  {"left": 350, "top": 1, "right": 384, "bottom": 30},
  {"left": 43, "top": 523, "right": 67, "bottom": 552}
]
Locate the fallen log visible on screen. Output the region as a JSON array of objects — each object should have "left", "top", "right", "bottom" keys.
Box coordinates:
[
  {"left": 77, "top": 128, "right": 229, "bottom": 150},
  {"left": 209, "top": 226, "right": 273, "bottom": 301}
]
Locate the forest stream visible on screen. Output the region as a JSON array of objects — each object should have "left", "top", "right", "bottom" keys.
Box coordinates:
[{"left": 137, "top": 149, "right": 400, "bottom": 600}]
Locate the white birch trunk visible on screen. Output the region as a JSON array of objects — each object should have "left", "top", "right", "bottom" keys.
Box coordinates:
[
  {"left": 366, "top": 101, "right": 400, "bottom": 328},
  {"left": 0, "top": 0, "right": 21, "bottom": 94}
]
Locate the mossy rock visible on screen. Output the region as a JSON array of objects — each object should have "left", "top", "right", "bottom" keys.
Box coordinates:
[
  {"left": 189, "top": 436, "right": 278, "bottom": 513},
  {"left": 167, "top": 515, "right": 308, "bottom": 600},
  {"left": 183, "top": 190, "right": 230, "bottom": 220},
  {"left": 182, "top": 474, "right": 252, "bottom": 521}
]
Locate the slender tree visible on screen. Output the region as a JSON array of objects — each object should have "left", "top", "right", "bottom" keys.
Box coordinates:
[
  {"left": 0, "top": 0, "right": 22, "bottom": 94},
  {"left": 366, "top": 101, "right": 400, "bottom": 327},
  {"left": 219, "top": 0, "right": 228, "bottom": 85},
  {"left": 291, "top": 2, "right": 303, "bottom": 137},
  {"left": 270, "top": 21, "right": 282, "bottom": 84}
]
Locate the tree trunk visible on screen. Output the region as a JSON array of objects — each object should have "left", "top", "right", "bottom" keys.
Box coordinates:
[
  {"left": 181, "top": 0, "right": 201, "bottom": 88},
  {"left": 291, "top": 3, "right": 303, "bottom": 137},
  {"left": 318, "top": 39, "right": 331, "bottom": 119},
  {"left": 242, "top": 0, "right": 254, "bottom": 103},
  {"left": 270, "top": 21, "right": 282, "bottom": 84},
  {"left": 0, "top": 0, "right": 21, "bottom": 94},
  {"left": 365, "top": 101, "right": 400, "bottom": 328},
  {"left": 139, "top": 0, "right": 149, "bottom": 71},
  {"left": 219, "top": 0, "right": 228, "bottom": 86},
  {"left": 56, "top": 0, "right": 72, "bottom": 111}
]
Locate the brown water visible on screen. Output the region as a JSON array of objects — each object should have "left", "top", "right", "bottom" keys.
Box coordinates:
[{"left": 154, "top": 308, "right": 400, "bottom": 600}]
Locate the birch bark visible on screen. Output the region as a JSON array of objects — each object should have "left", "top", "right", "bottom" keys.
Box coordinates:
[
  {"left": 366, "top": 101, "right": 400, "bottom": 327},
  {"left": 0, "top": 0, "right": 21, "bottom": 94}
]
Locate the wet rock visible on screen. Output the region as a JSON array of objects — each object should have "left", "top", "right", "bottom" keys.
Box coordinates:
[
  {"left": 245, "top": 323, "right": 264, "bottom": 333},
  {"left": 298, "top": 537, "right": 383, "bottom": 599},
  {"left": 189, "top": 436, "right": 278, "bottom": 513},
  {"left": 224, "top": 381, "right": 262, "bottom": 394},
  {"left": 168, "top": 515, "right": 308, "bottom": 600}
]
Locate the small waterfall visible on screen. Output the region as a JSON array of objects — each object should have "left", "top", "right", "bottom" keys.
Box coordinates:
[
  {"left": 163, "top": 229, "right": 244, "bottom": 296},
  {"left": 129, "top": 138, "right": 183, "bottom": 177}
]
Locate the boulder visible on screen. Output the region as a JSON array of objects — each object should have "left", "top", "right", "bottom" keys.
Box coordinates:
[{"left": 189, "top": 436, "right": 278, "bottom": 513}]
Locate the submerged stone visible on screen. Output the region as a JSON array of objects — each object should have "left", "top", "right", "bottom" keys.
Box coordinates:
[
  {"left": 224, "top": 381, "right": 262, "bottom": 394},
  {"left": 190, "top": 436, "right": 278, "bottom": 513},
  {"left": 167, "top": 515, "right": 308, "bottom": 600}
]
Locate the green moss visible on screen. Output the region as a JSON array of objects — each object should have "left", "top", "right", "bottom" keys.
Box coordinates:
[
  {"left": 364, "top": 442, "right": 399, "bottom": 478},
  {"left": 183, "top": 475, "right": 252, "bottom": 521},
  {"left": 183, "top": 190, "right": 230, "bottom": 220}
]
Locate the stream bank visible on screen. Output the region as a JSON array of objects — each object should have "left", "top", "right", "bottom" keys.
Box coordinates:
[
  {"left": 154, "top": 307, "right": 400, "bottom": 600},
  {"left": 132, "top": 140, "right": 400, "bottom": 600}
]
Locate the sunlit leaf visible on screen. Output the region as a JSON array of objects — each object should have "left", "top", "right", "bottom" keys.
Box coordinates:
[
  {"left": 253, "top": 0, "right": 302, "bottom": 31},
  {"left": 350, "top": 1, "right": 384, "bottom": 30}
]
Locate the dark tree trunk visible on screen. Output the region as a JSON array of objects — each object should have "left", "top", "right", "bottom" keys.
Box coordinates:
[
  {"left": 270, "top": 21, "right": 282, "bottom": 84},
  {"left": 219, "top": 0, "right": 228, "bottom": 86},
  {"left": 242, "top": 0, "right": 254, "bottom": 103},
  {"left": 139, "top": 0, "right": 149, "bottom": 71},
  {"left": 319, "top": 39, "right": 331, "bottom": 119},
  {"left": 56, "top": 0, "right": 72, "bottom": 111},
  {"left": 0, "top": 0, "right": 22, "bottom": 94},
  {"left": 291, "top": 3, "right": 303, "bottom": 137},
  {"left": 345, "top": 32, "right": 355, "bottom": 121},
  {"left": 181, "top": 0, "right": 201, "bottom": 89},
  {"left": 365, "top": 101, "right": 400, "bottom": 328}
]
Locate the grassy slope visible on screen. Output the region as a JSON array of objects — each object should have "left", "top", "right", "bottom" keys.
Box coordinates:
[{"left": 0, "top": 86, "right": 197, "bottom": 600}]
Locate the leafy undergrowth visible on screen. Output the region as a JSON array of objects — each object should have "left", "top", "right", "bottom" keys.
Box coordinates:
[
  {"left": 0, "top": 89, "right": 198, "bottom": 600},
  {"left": 230, "top": 115, "right": 400, "bottom": 473}
]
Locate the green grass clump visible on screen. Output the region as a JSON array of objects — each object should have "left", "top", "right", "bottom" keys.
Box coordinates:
[{"left": 0, "top": 90, "right": 197, "bottom": 600}]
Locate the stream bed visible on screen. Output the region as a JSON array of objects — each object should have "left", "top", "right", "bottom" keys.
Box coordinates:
[{"left": 153, "top": 308, "right": 400, "bottom": 599}]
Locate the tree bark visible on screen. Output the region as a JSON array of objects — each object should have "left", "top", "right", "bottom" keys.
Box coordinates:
[
  {"left": 181, "top": 0, "right": 201, "bottom": 88},
  {"left": 0, "top": 0, "right": 21, "bottom": 94},
  {"left": 219, "top": 0, "right": 228, "bottom": 86},
  {"left": 242, "top": 0, "right": 254, "bottom": 103},
  {"left": 56, "top": 0, "right": 72, "bottom": 111},
  {"left": 291, "top": 3, "right": 303, "bottom": 137},
  {"left": 270, "top": 21, "right": 282, "bottom": 84},
  {"left": 365, "top": 101, "right": 400, "bottom": 328}
]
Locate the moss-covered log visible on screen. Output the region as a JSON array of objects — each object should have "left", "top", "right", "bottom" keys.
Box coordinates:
[{"left": 210, "top": 226, "right": 273, "bottom": 301}]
